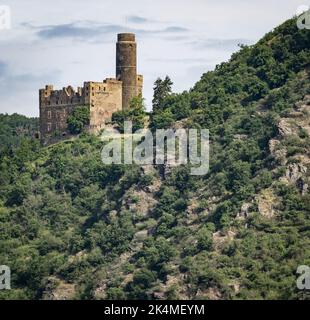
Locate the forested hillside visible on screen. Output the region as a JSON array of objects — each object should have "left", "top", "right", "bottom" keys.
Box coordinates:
[
  {"left": 0, "top": 17, "right": 309, "bottom": 300},
  {"left": 0, "top": 114, "right": 39, "bottom": 159}
]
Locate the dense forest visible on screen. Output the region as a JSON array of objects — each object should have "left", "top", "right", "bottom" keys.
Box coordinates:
[{"left": 0, "top": 17, "right": 309, "bottom": 300}]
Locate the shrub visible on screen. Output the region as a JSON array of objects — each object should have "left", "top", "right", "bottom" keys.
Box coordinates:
[{"left": 67, "top": 106, "right": 90, "bottom": 134}]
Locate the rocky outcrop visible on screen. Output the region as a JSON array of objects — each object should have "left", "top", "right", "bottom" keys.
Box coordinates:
[
  {"left": 269, "top": 95, "right": 310, "bottom": 195},
  {"left": 122, "top": 188, "right": 157, "bottom": 217},
  {"left": 277, "top": 95, "right": 310, "bottom": 138},
  {"left": 256, "top": 188, "right": 278, "bottom": 218},
  {"left": 42, "top": 277, "right": 76, "bottom": 300},
  {"left": 269, "top": 139, "right": 287, "bottom": 165},
  {"left": 212, "top": 230, "right": 236, "bottom": 251},
  {"left": 285, "top": 163, "right": 307, "bottom": 183},
  {"left": 236, "top": 202, "right": 252, "bottom": 219}
]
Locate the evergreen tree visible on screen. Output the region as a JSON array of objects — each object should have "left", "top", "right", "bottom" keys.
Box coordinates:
[{"left": 152, "top": 76, "right": 173, "bottom": 111}]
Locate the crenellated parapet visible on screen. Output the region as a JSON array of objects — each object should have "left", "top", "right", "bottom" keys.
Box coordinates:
[{"left": 39, "top": 33, "right": 142, "bottom": 144}]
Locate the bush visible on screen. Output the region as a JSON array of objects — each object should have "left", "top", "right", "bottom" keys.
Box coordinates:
[
  {"left": 112, "top": 96, "right": 146, "bottom": 133},
  {"left": 67, "top": 106, "right": 90, "bottom": 134}
]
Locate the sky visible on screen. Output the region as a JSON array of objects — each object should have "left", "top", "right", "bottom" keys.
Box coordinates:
[{"left": 0, "top": 0, "right": 306, "bottom": 116}]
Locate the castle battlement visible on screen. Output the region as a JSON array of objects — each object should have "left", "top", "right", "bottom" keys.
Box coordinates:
[{"left": 39, "top": 33, "right": 143, "bottom": 143}]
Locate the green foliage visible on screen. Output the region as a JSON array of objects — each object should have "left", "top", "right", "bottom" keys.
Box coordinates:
[
  {"left": 0, "top": 113, "right": 39, "bottom": 159},
  {"left": 112, "top": 96, "right": 146, "bottom": 132},
  {"left": 126, "top": 269, "right": 156, "bottom": 299},
  {"left": 0, "top": 16, "right": 310, "bottom": 300},
  {"left": 152, "top": 76, "right": 173, "bottom": 111},
  {"left": 67, "top": 106, "right": 90, "bottom": 134},
  {"left": 197, "top": 227, "right": 213, "bottom": 251}
]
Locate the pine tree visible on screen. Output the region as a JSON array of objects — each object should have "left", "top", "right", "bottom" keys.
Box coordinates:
[{"left": 152, "top": 76, "right": 173, "bottom": 111}]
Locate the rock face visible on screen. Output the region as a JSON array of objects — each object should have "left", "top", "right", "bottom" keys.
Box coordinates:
[
  {"left": 278, "top": 118, "right": 295, "bottom": 136},
  {"left": 256, "top": 188, "right": 278, "bottom": 218},
  {"left": 134, "top": 230, "right": 148, "bottom": 241},
  {"left": 296, "top": 178, "right": 309, "bottom": 195},
  {"left": 42, "top": 277, "right": 76, "bottom": 300},
  {"left": 285, "top": 163, "right": 307, "bottom": 184},
  {"left": 236, "top": 202, "right": 252, "bottom": 219},
  {"left": 269, "top": 139, "right": 287, "bottom": 165},
  {"left": 123, "top": 188, "right": 157, "bottom": 218},
  {"left": 212, "top": 230, "right": 236, "bottom": 251},
  {"left": 269, "top": 95, "right": 310, "bottom": 195},
  {"left": 202, "top": 287, "right": 222, "bottom": 300},
  {"left": 277, "top": 95, "right": 310, "bottom": 138}
]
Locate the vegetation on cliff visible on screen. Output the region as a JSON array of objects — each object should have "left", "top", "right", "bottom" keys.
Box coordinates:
[{"left": 0, "top": 17, "right": 309, "bottom": 300}]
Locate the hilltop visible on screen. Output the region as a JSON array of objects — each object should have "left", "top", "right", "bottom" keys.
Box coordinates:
[{"left": 0, "top": 17, "right": 309, "bottom": 300}]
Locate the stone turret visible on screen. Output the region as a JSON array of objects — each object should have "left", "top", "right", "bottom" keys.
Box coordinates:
[
  {"left": 39, "top": 33, "right": 143, "bottom": 144},
  {"left": 116, "top": 33, "right": 138, "bottom": 109}
]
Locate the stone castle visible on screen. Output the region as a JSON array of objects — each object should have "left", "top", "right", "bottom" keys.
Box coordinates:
[{"left": 39, "top": 33, "right": 143, "bottom": 142}]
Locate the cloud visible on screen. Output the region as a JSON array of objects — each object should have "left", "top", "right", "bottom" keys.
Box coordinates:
[
  {"left": 28, "top": 21, "right": 189, "bottom": 42},
  {"left": 36, "top": 22, "right": 124, "bottom": 40},
  {"left": 126, "top": 15, "right": 149, "bottom": 24},
  {"left": 0, "top": 70, "right": 59, "bottom": 96},
  {"left": 148, "top": 57, "right": 213, "bottom": 64},
  {"left": 163, "top": 26, "right": 188, "bottom": 33},
  {"left": 192, "top": 38, "right": 253, "bottom": 50},
  {"left": 0, "top": 61, "right": 8, "bottom": 77},
  {"left": 0, "top": 61, "right": 60, "bottom": 116}
]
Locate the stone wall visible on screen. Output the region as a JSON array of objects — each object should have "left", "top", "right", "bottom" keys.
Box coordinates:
[
  {"left": 39, "top": 33, "right": 143, "bottom": 143},
  {"left": 88, "top": 79, "right": 122, "bottom": 134},
  {"left": 39, "top": 79, "right": 122, "bottom": 141}
]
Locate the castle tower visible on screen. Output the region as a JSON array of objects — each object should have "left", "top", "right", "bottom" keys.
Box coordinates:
[{"left": 116, "top": 33, "right": 138, "bottom": 109}]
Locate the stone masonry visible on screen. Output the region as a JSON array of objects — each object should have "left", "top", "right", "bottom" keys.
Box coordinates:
[{"left": 39, "top": 33, "right": 143, "bottom": 143}]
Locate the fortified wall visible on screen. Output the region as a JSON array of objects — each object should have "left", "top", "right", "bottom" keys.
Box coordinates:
[{"left": 39, "top": 33, "right": 143, "bottom": 143}]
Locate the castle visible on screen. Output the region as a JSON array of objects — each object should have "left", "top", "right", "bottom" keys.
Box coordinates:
[{"left": 39, "top": 33, "right": 143, "bottom": 143}]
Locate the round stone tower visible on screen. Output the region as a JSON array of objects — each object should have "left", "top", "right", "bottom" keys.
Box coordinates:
[{"left": 116, "top": 33, "right": 137, "bottom": 109}]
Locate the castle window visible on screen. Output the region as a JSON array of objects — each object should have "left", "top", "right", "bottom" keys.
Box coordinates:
[
  {"left": 92, "top": 93, "right": 95, "bottom": 96},
  {"left": 47, "top": 110, "right": 51, "bottom": 119},
  {"left": 47, "top": 123, "right": 52, "bottom": 132}
]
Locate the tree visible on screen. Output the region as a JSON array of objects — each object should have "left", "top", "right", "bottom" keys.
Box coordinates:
[
  {"left": 67, "top": 106, "right": 90, "bottom": 134},
  {"left": 112, "top": 96, "right": 146, "bottom": 132},
  {"left": 152, "top": 76, "right": 173, "bottom": 111},
  {"left": 197, "top": 227, "right": 213, "bottom": 251}
]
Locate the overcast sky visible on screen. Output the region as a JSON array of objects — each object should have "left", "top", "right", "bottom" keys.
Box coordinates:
[{"left": 0, "top": 0, "right": 305, "bottom": 116}]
